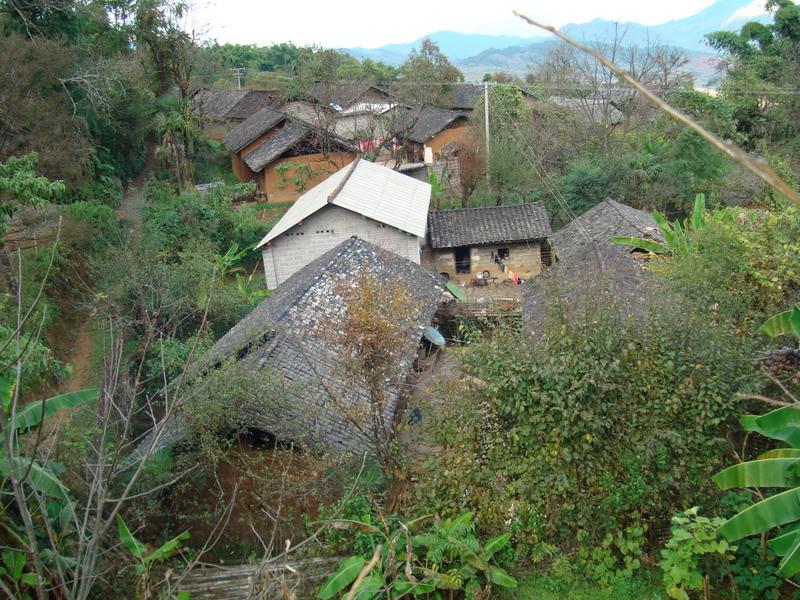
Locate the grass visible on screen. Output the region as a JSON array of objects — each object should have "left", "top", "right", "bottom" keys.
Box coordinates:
[{"left": 504, "top": 569, "right": 665, "bottom": 600}]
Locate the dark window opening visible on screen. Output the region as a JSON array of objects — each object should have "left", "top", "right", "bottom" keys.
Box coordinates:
[
  {"left": 498, "top": 247, "right": 510, "bottom": 260},
  {"left": 455, "top": 247, "right": 471, "bottom": 274}
]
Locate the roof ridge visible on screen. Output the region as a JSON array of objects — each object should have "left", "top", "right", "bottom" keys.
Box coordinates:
[
  {"left": 327, "top": 158, "right": 360, "bottom": 204},
  {"left": 431, "top": 202, "right": 545, "bottom": 213}
]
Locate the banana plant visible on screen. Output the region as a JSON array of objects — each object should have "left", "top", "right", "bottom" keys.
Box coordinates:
[
  {"left": 318, "top": 511, "right": 516, "bottom": 599},
  {"left": 116, "top": 514, "right": 190, "bottom": 599},
  {"left": 760, "top": 307, "right": 800, "bottom": 339},
  {"left": 713, "top": 405, "right": 800, "bottom": 577},
  {"left": 0, "top": 375, "right": 96, "bottom": 503},
  {"left": 612, "top": 193, "right": 709, "bottom": 256}
]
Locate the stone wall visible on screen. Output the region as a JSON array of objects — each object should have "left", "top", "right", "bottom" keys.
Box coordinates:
[
  {"left": 423, "top": 241, "right": 543, "bottom": 284},
  {"left": 261, "top": 205, "right": 423, "bottom": 288}
]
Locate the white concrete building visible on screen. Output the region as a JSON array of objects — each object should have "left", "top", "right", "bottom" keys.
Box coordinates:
[{"left": 256, "top": 158, "right": 431, "bottom": 289}]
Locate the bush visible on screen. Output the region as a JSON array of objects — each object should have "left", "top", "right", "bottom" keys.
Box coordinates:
[{"left": 415, "top": 297, "right": 756, "bottom": 577}]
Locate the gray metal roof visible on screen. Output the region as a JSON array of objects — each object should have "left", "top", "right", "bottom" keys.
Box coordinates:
[
  {"left": 549, "top": 199, "right": 663, "bottom": 264},
  {"left": 258, "top": 158, "right": 431, "bottom": 246},
  {"left": 427, "top": 203, "right": 552, "bottom": 249},
  {"left": 223, "top": 106, "right": 286, "bottom": 153},
  {"left": 193, "top": 237, "right": 444, "bottom": 453}
]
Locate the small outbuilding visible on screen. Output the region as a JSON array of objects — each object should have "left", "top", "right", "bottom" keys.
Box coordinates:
[
  {"left": 424, "top": 203, "right": 552, "bottom": 284},
  {"left": 257, "top": 158, "right": 432, "bottom": 289},
  {"left": 223, "top": 106, "right": 357, "bottom": 202}
]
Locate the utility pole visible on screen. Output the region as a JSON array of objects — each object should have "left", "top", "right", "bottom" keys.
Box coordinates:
[
  {"left": 484, "top": 81, "right": 491, "bottom": 192},
  {"left": 231, "top": 67, "right": 245, "bottom": 90}
]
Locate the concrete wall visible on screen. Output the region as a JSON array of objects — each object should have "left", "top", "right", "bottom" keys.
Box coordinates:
[
  {"left": 423, "top": 241, "right": 543, "bottom": 284},
  {"left": 259, "top": 151, "right": 356, "bottom": 203},
  {"left": 262, "top": 205, "right": 422, "bottom": 288}
]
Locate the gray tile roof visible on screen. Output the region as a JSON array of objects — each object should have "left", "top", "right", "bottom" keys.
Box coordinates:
[
  {"left": 225, "top": 90, "right": 285, "bottom": 121},
  {"left": 393, "top": 106, "right": 468, "bottom": 144},
  {"left": 427, "top": 203, "right": 552, "bottom": 249},
  {"left": 194, "top": 237, "right": 444, "bottom": 453},
  {"left": 223, "top": 106, "right": 286, "bottom": 153},
  {"left": 241, "top": 121, "right": 311, "bottom": 172},
  {"left": 192, "top": 89, "right": 249, "bottom": 121},
  {"left": 549, "top": 199, "right": 663, "bottom": 263},
  {"left": 442, "top": 84, "right": 536, "bottom": 110},
  {"left": 522, "top": 240, "right": 658, "bottom": 336}
]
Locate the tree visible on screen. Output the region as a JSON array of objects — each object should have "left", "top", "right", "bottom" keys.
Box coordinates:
[{"left": 397, "top": 38, "right": 463, "bottom": 106}]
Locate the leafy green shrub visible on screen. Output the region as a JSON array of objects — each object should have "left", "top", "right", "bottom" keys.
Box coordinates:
[
  {"left": 659, "top": 508, "right": 734, "bottom": 600},
  {"left": 416, "top": 297, "right": 756, "bottom": 577}
]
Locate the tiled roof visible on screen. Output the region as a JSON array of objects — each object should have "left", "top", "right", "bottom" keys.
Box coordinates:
[
  {"left": 192, "top": 89, "right": 249, "bottom": 121},
  {"left": 394, "top": 106, "right": 468, "bottom": 144},
  {"left": 222, "top": 106, "right": 286, "bottom": 153},
  {"left": 549, "top": 199, "right": 663, "bottom": 263},
  {"left": 258, "top": 159, "right": 431, "bottom": 246},
  {"left": 225, "top": 90, "right": 284, "bottom": 120},
  {"left": 522, "top": 240, "right": 658, "bottom": 336},
  {"left": 241, "top": 121, "right": 311, "bottom": 172},
  {"left": 427, "top": 203, "right": 552, "bottom": 249},
  {"left": 191, "top": 237, "right": 445, "bottom": 453}
]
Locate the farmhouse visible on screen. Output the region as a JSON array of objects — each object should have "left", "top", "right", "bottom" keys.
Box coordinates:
[
  {"left": 257, "top": 158, "right": 431, "bottom": 289},
  {"left": 548, "top": 198, "right": 663, "bottom": 263},
  {"left": 424, "top": 203, "right": 552, "bottom": 284},
  {"left": 140, "top": 237, "right": 444, "bottom": 455},
  {"left": 191, "top": 89, "right": 284, "bottom": 140},
  {"left": 523, "top": 199, "right": 665, "bottom": 335},
  {"left": 223, "top": 106, "right": 357, "bottom": 202},
  {"left": 393, "top": 106, "right": 470, "bottom": 162},
  {"left": 442, "top": 83, "right": 537, "bottom": 111}
]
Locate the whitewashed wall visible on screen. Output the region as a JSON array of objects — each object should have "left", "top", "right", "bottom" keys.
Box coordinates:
[{"left": 261, "top": 205, "right": 422, "bottom": 289}]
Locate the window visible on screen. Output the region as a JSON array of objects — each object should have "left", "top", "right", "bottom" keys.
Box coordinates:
[{"left": 497, "top": 248, "right": 510, "bottom": 259}]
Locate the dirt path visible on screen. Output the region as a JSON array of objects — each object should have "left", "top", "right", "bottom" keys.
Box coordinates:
[{"left": 60, "top": 147, "right": 157, "bottom": 393}]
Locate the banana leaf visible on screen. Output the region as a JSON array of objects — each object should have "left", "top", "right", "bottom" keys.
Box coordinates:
[
  {"left": 318, "top": 556, "right": 365, "bottom": 599},
  {"left": 742, "top": 407, "right": 800, "bottom": 448},
  {"left": 713, "top": 458, "right": 800, "bottom": 489},
  {"left": 10, "top": 389, "right": 97, "bottom": 435},
  {"left": 760, "top": 307, "right": 800, "bottom": 339},
  {"left": 610, "top": 236, "right": 670, "bottom": 254},
  {"left": 777, "top": 532, "right": 800, "bottom": 577},
  {"left": 768, "top": 524, "right": 800, "bottom": 556},
  {"left": 718, "top": 487, "right": 800, "bottom": 541},
  {"left": 691, "top": 194, "right": 706, "bottom": 230},
  {"left": 0, "top": 456, "right": 71, "bottom": 502},
  {"left": 759, "top": 449, "right": 800, "bottom": 460},
  {"left": 116, "top": 514, "right": 146, "bottom": 559}
]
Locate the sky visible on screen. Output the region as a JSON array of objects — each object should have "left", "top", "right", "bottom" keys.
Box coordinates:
[{"left": 186, "top": 0, "right": 736, "bottom": 48}]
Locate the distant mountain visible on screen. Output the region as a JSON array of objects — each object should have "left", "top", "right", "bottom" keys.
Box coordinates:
[
  {"left": 343, "top": 0, "right": 768, "bottom": 83},
  {"left": 344, "top": 31, "right": 544, "bottom": 65},
  {"left": 561, "top": 0, "right": 768, "bottom": 51}
]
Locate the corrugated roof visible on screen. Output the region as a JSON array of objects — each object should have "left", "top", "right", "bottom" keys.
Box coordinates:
[
  {"left": 257, "top": 159, "right": 431, "bottom": 247},
  {"left": 223, "top": 106, "right": 286, "bottom": 153},
  {"left": 242, "top": 121, "right": 310, "bottom": 172},
  {"left": 550, "top": 199, "right": 663, "bottom": 263},
  {"left": 427, "top": 203, "right": 552, "bottom": 249}
]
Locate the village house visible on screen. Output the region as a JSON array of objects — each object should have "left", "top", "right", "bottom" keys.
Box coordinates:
[
  {"left": 257, "top": 158, "right": 431, "bottom": 289},
  {"left": 424, "top": 203, "right": 552, "bottom": 284},
  {"left": 223, "top": 106, "right": 357, "bottom": 202},
  {"left": 522, "top": 199, "right": 665, "bottom": 335},
  {"left": 393, "top": 105, "right": 470, "bottom": 162},
  {"left": 441, "top": 83, "right": 537, "bottom": 112},
  {"left": 191, "top": 88, "right": 284, "bottom": 140},
  {"left": 140, "top": 237, "right": 444, "bottom": 455}
]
